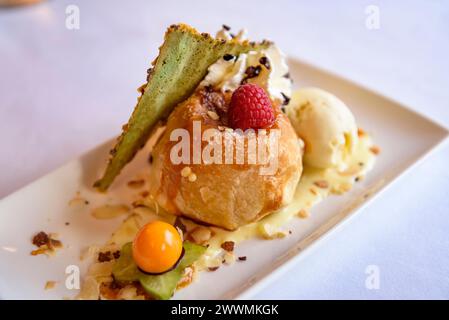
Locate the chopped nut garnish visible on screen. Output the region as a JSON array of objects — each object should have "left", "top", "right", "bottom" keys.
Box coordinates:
[
  {"left": 297, "top": 209, "right": 309, "bottom": 219},
  {"left": 370, "top": 146, "right": 381, "bottom": 155},
  {"left": 357, "top": 128, "right": 365, "bottom": 137},
  {"left": 208, "top": 266, "right": 219, "bottom": 272},
  {"left": 259, "top": 224, "right": 289, "bottom": 240},
  {"left": 31, "top": 231, "right": 62, "bottom": 256},
  {"left": 32, "top": 231, "right": 49, "bottom": 247},
  {"left": 45, "top": 281, "right": 57, "bottom": 290},
  {"left": 181, "top": 166, "right": 192, "bottom": 177},
  {"left": 331, "top": 182, "right": 353, "bottom": 195},
  {"left": 221, "top": 241, "right": 235, "bottom": 252},
  {"left": 140, "top": 191, "right": 149, "bottom": 198},
  {"left": 207, "top": 110, "right": 220, "bottom": 120},
  {"left": 91, "top": 204, "right": 129, "bottom": 220},
  {"left": 98, "top": 250, "right": 121, "bottom": 263},
  {"left": 190, "top": 226, "right": 211, "bottom": 244},
  {"left": 127, "top": 179, "right": 145, "bottom": 189},
  {"left": 68, "top": 196, "right": 89, "bottom": 207},
  {"left": 188, "top": 173, "right": 197, "bottom": 182},
  {"left": 314, "top": 180, "right": 329, "bottom": 189}
]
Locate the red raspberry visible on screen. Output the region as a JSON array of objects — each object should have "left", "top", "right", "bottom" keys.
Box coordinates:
[{"left": 228, "top": 84, "right": 275, "bottom": 130}]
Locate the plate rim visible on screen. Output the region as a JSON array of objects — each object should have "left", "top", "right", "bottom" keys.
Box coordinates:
[{"left": 0, "top": 58, "right": 448, "bottom": 300}]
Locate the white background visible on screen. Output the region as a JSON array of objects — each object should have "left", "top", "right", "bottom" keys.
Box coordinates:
[{"left": 1, "top": 0, "right": 448, "bottom": 299}]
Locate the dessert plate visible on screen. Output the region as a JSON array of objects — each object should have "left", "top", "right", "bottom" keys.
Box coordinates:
[{"left": 0, "top": 58, "right": 447, "bottom": 300}]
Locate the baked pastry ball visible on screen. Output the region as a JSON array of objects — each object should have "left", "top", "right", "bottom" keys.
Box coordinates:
[{"left": 149, "top": 87, "right": 303, "bottom": 230}]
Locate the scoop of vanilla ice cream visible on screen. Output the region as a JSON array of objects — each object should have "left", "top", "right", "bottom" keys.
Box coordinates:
[{"left": 286, "top": 87, "right": 358, "bottom": 169}]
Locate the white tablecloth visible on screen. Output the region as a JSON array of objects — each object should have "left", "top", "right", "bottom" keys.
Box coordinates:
[{"left": 1, "top": 0, "right": 448, "bottom": 299}]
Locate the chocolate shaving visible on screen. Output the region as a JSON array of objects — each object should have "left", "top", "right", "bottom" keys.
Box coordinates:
[
  {"left": 223, "top": 53, "right": 235, "bottom": 61},
  {"left": 241, "top": 65, "right": 262, "bottom": 84},
  {"left": 281, "top": 92, "right": 290, "bottom": 106}
]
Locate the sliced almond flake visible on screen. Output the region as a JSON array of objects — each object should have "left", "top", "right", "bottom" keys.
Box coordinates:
[
  {"left": 258, "top": 223, "right": 289, "bottom": 240},
  {"left": 91, "top": 204, "right": 130, "bottom": 220}
]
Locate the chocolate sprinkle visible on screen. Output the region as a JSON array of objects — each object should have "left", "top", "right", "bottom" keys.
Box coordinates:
[
  {"left": 259, "top": 56, "right": 271, "bottom": 70},
  {"left": 238, "top": 256, "right": 247, "bottom": 261},
  {"left": 222, "top": 24, "right": 231, "bottom": 31}
]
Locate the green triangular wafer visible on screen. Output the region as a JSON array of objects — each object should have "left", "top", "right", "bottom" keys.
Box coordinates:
[{"left": 94, "top": 24, "right": 271, "bottom": 191}]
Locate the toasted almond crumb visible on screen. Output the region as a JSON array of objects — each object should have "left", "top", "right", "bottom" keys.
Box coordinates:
[
  {"left": 370, "top": 146, "right": 381, "bottom": 155},
  {"left": 297, "top": 209, "right": 309, "bottom": 219},
  {"left": 181, "top": 166, "right": 192, "bottom": 177},
  {"left": 331, "top": 182, "right": 353, "bottom": 195},
  {"left": 68, "top": 197, "right": 89, "bottom": 207},
  {"left": 91, "top": 204, "right": 129, "bottom": 220},
  {"left": 259, "top": 223, "right": 289, "bottom": 239},
  {"left": 127, "top": 179, "right": 145, "bottom": 189},
  {"left": 357, "top": 128, "right": 365, "bottom": 137},
  {"left": 45, "top": 281, "right": 57, "bottom": 290},
  {"left": 188, "top": 173, "right": 197, "bottom": 182},
  {"left": 190, "top": 226, "right": 211, "bottom": 244},
  {"left": 314, "top": 180, "right": 329, "bottom": 188},
  {"left": 207, "top": 110, "right": 220, "bottom": 120}
]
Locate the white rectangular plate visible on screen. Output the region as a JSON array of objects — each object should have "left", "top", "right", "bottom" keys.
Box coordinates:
[{"left": 0, "top": 58, "right": 448, "bottom": 300}]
